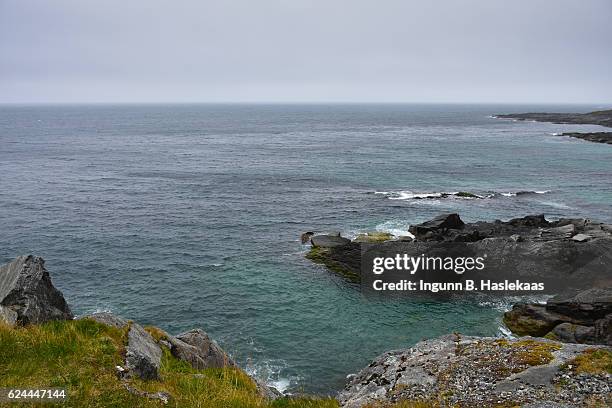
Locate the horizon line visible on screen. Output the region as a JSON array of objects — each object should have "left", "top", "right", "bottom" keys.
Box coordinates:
[{"left": 1, "top": 101, "right": 612, "bottom": 107}]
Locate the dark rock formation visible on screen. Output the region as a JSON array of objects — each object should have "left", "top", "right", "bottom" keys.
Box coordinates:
[
  {"left": 169, "top": 329, "right": 235, "bottom": 369},
  {"left": 310, "top": 235, "right": 351, "bottom": 248},
  {"left": 562, "top": 132, "right": 612, "bottom": 145},
  {"left": 504, "top": 287, "right": 612, "bottom": 345},
  {"left": 495, "top": 109, "right": 612, "bottom": 145},
  {"left": 0, "top": 255, "right": 73, "bottom": 325},
  {"left": 408, "top": 213, "right": 464, "bottom": 239},
  {"left": 339, "top": 335, "right": 610, "bottom": 408},
  {"left": 125, "top": 322, "right": 163, "bottom": 380},
  {"left": 496, "top": 109, "right": 612, "bottom": 128},
  {"left": 305, "top": 214, "right": 612, "bottom": 289}
]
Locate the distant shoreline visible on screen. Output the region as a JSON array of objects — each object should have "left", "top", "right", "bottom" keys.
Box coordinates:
[{"left": 496, "top": 109, "right": 612, "bottom": 144}]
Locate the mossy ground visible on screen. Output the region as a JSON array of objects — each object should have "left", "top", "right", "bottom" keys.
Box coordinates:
[
  {"left": 306, "top": 247, "right": 360, "bottom": 283},
  {"left": 0, "top": 320, "right": 338, "bottom": 408},
  {"left": 567, "top": 348, "right": 612, "bottom": 375},
  {"left": 353, "top": 232, "right": 393, "bottom": 243}
]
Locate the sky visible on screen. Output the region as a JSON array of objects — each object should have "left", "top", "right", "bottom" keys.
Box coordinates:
[{"left": 1, "top": 0, "right": 611, "bottom": 104}]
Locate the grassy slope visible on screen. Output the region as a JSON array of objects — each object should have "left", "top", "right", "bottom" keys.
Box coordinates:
[{"left": 0, "top": 320, "right": 337, "bottom": 408}]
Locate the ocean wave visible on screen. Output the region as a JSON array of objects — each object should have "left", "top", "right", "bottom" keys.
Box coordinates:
[
  {"left": 374, "top": 191, "right": 484, "bottom": 200},
  {"left": 244, "top": 359, "right": 298, "bottom": 394},
  {"left": 374, "top": 220, "right": 415, "bottom": 239},
  {"left": 499, "top": 190, "right": 550, "bottom": 197},
  {"left": 375, "top": 189, "right": 551, "bottom": 201}
]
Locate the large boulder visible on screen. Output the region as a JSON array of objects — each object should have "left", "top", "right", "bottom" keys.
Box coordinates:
[
  {"left": 0, "top": 255, "right": 73, "bottom": 325},
  {"left": 79, "top": 311, "right": 129, "bottom": 329},
  {"left": 408, "top": 213, "right": 464, "bottom": 239},
  {"left": 169, "top": 329, "right": 234, "bottom": 369},
  {"left": 125, "top": 323, "right": 162, "bottom": 380}
]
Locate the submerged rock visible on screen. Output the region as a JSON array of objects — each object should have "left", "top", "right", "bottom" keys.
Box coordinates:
[
  {"left": 339, "top": 335, "right": 610, "bottom": 408},
  {"left": 0, "top": 255, "right": 73, "bottom": 325}
]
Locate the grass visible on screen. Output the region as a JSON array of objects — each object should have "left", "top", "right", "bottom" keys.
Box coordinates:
[
  {"left": 510, "top": 339, "right": 561, "bottom": 367},
  {"left": 353, "top": 232, "right": 393, "bottom": 243},
  {"left": 567, "top": 348, "right": 612, "bottom": 375},
  {"left": 0, "top": 320, "right": 338, "bottom": 408}
]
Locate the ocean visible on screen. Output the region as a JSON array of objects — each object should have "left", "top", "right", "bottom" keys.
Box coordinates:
[{"left": 1, "top": 103, "right": 611, "bottom": 394}]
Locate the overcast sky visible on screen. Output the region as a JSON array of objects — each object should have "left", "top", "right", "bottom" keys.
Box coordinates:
[{"left": 1, "top": 0, "right": 611, "bottom": 104}]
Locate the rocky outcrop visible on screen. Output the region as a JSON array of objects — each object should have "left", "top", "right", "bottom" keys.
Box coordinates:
[
  {"left": 504, "top": 287, "right": 612, "bottom": 345},
  {"left": 306, "top": 235, "right": 361, "bottom": 282},
  {"left": 495, "top": 109, "right": 612, "bottom": 145},
  {"left": 408, "top": 213, "right": 464, "bottom": 239},
  {"left": 496, "top": 109, "right": 612, "bottom": 128},
  {"left": 0, "top": 255, "right": 73, "bottom": 325},
  {"left": 339, "top": 335, "right": 611, "bottom": 408},
  {"left": 562, "top": 132, "right": 612, "bottom": 145},
  {"left": 168, "top": 329, "right": 235, "bottom": 369},
  {"left": 125, "top": 322, "right": 163, "bottom": 380},
  {"left": 305, "top": 214, "right": 612, "bottom": 289}
]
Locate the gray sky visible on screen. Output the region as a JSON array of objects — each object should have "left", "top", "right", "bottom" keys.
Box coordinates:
[{"left": 1, "top": 0, "right": 611, "bottom": 104}]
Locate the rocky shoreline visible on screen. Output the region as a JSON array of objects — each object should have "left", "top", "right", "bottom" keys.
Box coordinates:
[
  {"left": 495, "top": 109, "right": 612, "bottom": 145},
  {"left": 303, "top": 213, "right": 611, "bottom": 405},
  {"left": 305, "top": 213, "right": 612, "bottom": 289},
  {"left": 2, "top": 247, "right": 611, "bottom": 407},
  {"left": 496, "top": 109, "right": 612, "bottom": 128}
]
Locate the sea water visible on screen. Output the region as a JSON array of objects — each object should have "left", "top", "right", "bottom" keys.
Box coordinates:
[{"left": 1, "top": 103, "right": 611, "bottom": 394}]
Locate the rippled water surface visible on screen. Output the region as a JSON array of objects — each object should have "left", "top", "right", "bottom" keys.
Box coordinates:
[{"left": 1, "top": 104, "right": 611, "bottom": 394}]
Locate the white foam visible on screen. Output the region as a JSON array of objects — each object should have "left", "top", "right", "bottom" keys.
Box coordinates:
[{"left": 374, "top": 220, "right": 414, "bottom": 239}]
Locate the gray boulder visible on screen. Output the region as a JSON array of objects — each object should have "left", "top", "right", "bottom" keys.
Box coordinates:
[
  {"left": 79, "top": 311, "right": 129, "bottom": 329},
  {"left": 547, "top": 287, "right": 612, "bottom": 323},
  {"left": 0, "top": 255, "right": 73, "bottom": 325},
  {"left": 169, "top": 329, "right": 234, "bottom": 369},
  {"left": 0, "top": 305, "right": 18, "bottom": 326},
  {"left": 125, "top": 323, "right": 162, "bottom": 380},
  {"left": 310, "top": 235, "right": 351, "bottom": 248}
]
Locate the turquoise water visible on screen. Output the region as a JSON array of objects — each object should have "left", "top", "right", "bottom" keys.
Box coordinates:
[{"left": 1, "top": 104, "right": 611, "bottom": 394}]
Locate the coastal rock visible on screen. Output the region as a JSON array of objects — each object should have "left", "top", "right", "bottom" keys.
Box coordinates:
[
  {"left": 0, "top": 255, "right": 73, "bottom": 325},
  {"left": 125, "top": 322, "right": 162, "bottom": 380},
  {"left": 305, "top": 213, "right": 612, "bottom": 288},
  {"left": 503, "top": 304, "right": 570, "bottom": 337},
  {"left": 504, "top": 287, "right": 612, "bottom": 345},
  {"left": 496, "top": 109, "right": 612, "bottom": 128},
  {"left": 408, "top": 213, "right": 464, "bottom": 239},
  {"left": 168, "top": 329, "right": 235, "bottom": 369},
  {"left": 79, "top": 311, "right": 128, "bottom": 329},
  {"left": 339, "top": 335, "right": 610, "bottom": 408},
  {"left": 547, "top": 287, "right": 612, "bottom": 322},
  {"left": 0, "top": 305, "right": 18, "bottom": 326},
  {"left": 310, "top": 234, "right": 351, "bottom": 248},
  {"left": 253, "top": 377, "right": 282, "bottom": 400},
  {"left": 572, "top": 233, "right": 592, "bottom": 242},
  {"left": 300, "top": 232, "right": 315, "bottom": 244}
]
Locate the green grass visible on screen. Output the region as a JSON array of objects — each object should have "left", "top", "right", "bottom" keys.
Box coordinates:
[
  {"left": 0, "top": 320, "right": 338, "bottom": 408},
  {"left": 568, "top": 348, "right": 612, "bottom": 375}
]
